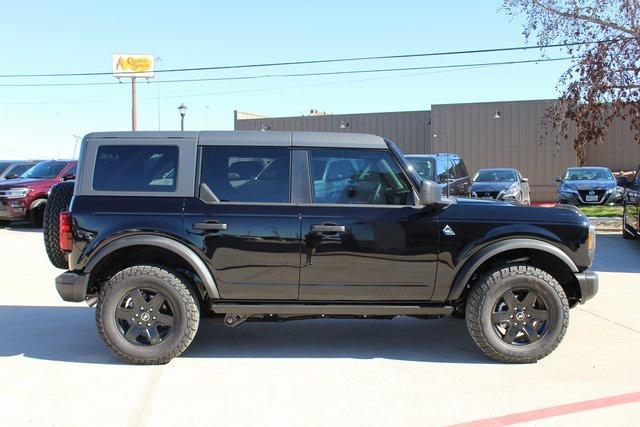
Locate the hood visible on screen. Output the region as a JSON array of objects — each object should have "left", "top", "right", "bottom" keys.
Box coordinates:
[
  {"left": 560, "top": 179, "right": 616, "bottom": 191},
  {"left": 470, "top": 182, "right": 515, "bottom": 192},
  {"left": 453, "top": 197, "right": 589, "bottom": 224},
  {"left": 0, "top": 177, "right": 56, "bottom": 190}
]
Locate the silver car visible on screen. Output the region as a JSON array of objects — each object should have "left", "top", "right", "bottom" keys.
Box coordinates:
[{"left": 470, "top": 168, "right": 531, "bottom": 204}]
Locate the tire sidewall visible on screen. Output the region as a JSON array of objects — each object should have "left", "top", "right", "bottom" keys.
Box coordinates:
[
  {"left": 476, "top": 272, "right": 567, "bottom": 359},
  {"left": 99, "top": 272, "right": 193, "bottom": 361}
]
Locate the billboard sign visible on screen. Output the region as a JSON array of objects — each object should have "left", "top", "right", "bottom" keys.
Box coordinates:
[{"left": 112, "top": 54, "right": 155, "bottom": 78}]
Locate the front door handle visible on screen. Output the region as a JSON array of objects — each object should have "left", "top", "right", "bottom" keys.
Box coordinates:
[
  {"left": 311, "top": 224, "right": 346, "bottom": 233},
  {"left": 193, "top": 221, "right": 228, "bottom": 231}
]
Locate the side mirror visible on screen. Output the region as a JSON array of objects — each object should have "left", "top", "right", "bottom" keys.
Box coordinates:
[
  {"left": 61, "top": 174, "right": 75, "bottom": 181},
  {"left": 419, "top": 180, "right": 444, "bottom": 205},
  {"left": 617, "top": 176, "right": 629, "bottom": 187},
  {"left": 521, "top": 177, "right": 529, "bottom": 183},
  {"left": 4, "top": 173, "right": 19, "bottom": 180},
  {"left": 555, "top": 177, "right": 562, "bottom": 183}
]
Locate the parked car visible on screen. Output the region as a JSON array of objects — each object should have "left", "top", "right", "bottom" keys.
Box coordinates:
[
  {"left": 620, "top": 165, "right": 640, "bottom": 239},
  {"left": 406, "top": 153, "right": 470, "bottom": 197},
  {"left": 556, "top": 167, "right": 624, "bottom": 205},
  {"left": 0, "top": 160, "right": 77, "bottom": 227},
  {"left": 470, "top": 168, "right": 531, "bottom": 205},
  {"left": 50, "top": 131, "right": 597, "bottom": 365},
  {"left": 0, "top": 160, "right": 41, "bottom": 181}
]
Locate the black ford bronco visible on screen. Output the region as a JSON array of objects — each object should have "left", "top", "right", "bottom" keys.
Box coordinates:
[{"left": 47, "top": 131, "right": 598, "bottom": 364}]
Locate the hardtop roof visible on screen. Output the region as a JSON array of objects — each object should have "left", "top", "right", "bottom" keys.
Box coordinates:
[{"left": 85, "top": 131, "right": 387, "bottom": 149}]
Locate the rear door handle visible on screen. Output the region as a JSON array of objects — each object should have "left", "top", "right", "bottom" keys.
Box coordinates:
[
  {"left": 193, "top": 221, "right": 228, "bottom": 231},
  {"left": 311, "top": 224, "right": 345, "bottom": 233}
]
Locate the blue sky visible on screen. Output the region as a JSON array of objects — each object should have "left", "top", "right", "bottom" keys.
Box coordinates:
[{"left": 0, "top": 0, "right": 572, "bottom": 159}]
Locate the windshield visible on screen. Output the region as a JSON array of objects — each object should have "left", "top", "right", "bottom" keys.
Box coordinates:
[
  {"left": 0, "top": 162, "right": 14, "bottom": 173},
  {"left": 564, "top": 168, "right": 613, "bottom": 181},
  {"left": 21, "top": 161, "right": 68, "bottom": 179},
  {"left": 473, "top": 170, "right": 517, "bottom": 183},
  {"left": 407, "top": 158, "right": 435, "bottom": 181}
]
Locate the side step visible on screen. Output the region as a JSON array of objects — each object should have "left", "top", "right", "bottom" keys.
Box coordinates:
[{"left": 211, "top": 303, "right": 453, "bottom": 316}]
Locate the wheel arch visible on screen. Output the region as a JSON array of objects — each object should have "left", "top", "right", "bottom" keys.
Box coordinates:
[
  {"left": 85, "top": 235, "right": 220, "bottom": 299},
  {"left": 448, "top": 238, "right": 579, "bottom": 303}
]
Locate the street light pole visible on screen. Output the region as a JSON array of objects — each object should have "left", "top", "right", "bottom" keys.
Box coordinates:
[
  {"left": 131, "top": 77, "right": 137, "bottom": 131},
  {"left": 178, "top": 103, "right": 187, "bottom": 131}
]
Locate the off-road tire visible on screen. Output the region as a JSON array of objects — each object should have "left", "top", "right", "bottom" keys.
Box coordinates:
[
  {"left": 43, "top": 181, "right": 75, "bottom": 268},
  {"left": 465, "top": 264, "right": 569, "bottom": 364},
  {"left": 96, "top": 265, "right": 200, "bottom": 365},
  {"left": 28, "top": 202, "right": 45, "bottom": 228}
]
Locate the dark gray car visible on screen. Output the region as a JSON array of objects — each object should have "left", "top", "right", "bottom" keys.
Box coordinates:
[
  {"left": 556, "top": 167, "right": 623, "bottom": 205},
  {"left": 0, "top": 160, "right": 41, "bottom": 181},
  {"left": 470, "top": 168, "right": 531, "bottom": 205}
]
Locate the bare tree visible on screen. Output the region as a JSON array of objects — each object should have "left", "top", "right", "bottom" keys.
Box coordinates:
[{"left": 503, "top": 0, "right": 640, "bottom": 164}]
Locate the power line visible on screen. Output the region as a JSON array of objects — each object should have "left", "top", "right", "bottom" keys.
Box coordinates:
[
  {"left": 0, "top": 56, "right": 574, "bottom": 88},
  {"left": 0, "top": 38, "right": 624, "bottom": 79},
  {"left": 0, "top": 60, "right": 562, "bottom": 106}
]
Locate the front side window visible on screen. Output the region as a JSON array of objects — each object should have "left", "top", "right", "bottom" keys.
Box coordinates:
[
  {"left": 93, "top": 145, "right": 178, "bottom": 192},
  {"left": 21, "top": 161, "right": 68, "bottom": 179},
  {"left": 200, "top": 147, "right": 290, "bottom": 203},
  {"left": 310, "top": 148, "right": 412, "bottom": 205}
]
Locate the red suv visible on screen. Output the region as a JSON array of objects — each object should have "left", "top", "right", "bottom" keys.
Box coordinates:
[{"left": 0, "top": 160, "right": 77, "bottom": 227}]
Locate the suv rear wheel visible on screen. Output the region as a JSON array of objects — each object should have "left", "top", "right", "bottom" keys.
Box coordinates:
[
  {"left": 96, "top": 265, "right": 200, "bottom": 364},
  {"left": 465, "top": 264, "right": 569, "bottom": 363}
]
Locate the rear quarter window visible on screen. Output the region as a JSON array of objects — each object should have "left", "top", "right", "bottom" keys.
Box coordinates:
[{"left": 93, "top": 145, "right": 179, "bottom": 192}]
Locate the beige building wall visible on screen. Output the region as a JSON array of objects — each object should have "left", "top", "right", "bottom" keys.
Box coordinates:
[
  {"left": 585, "top": 117, "right": 640, "bottom": 174},
  {"left": 431, "top": 100, "right": 579, "bottom": 202},
  {"left": 234, "top": 110, "right": 432, "bottom": 155}
]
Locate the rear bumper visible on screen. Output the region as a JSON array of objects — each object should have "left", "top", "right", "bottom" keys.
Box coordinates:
[
  {"left": 575, "top": 269, "right": 598, "bottom": 303},
  {"left": 55, "top": 271, "right": 89, "bottom": 302}
]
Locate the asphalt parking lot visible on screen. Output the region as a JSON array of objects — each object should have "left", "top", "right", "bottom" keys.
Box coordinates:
[{"left": 1, "top": 225, "right": 639, "bottom": 426}]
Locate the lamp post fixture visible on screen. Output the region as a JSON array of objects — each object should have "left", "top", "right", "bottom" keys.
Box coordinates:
[{"left": 178, "top": 103, "right": 188, "bottom": 131}]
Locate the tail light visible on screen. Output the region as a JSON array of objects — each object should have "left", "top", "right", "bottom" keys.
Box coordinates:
[{"left": 59, "top": 211, "right": 73, "bottom": 253}]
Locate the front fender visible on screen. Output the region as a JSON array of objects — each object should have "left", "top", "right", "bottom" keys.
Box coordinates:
[{"left": 447, "top": 238, "right": 578, "bottom": 300}]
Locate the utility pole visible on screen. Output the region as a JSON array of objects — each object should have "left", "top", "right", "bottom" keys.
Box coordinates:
[
  {"left": 131, "top": 77, "right": 137, "bottom": 131},
  {"left": 156, "top": 56, "right": 162, "bottom": 130}
]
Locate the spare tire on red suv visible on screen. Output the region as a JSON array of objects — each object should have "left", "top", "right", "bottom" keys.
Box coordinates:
[{"left": 43, "top": 181, "right": 75, "bottom": 269}]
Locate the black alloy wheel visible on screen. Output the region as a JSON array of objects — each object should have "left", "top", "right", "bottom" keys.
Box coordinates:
[
  {"left": 491, "top": 288, "right": 550, "bottom": 345},
  {"left": 116, "top": 288, "right": 176, "bottom": 346}
]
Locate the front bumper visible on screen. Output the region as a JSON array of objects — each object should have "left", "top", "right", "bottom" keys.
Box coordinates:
[
  {"left": 575, "top": 268, "right": 598, "bottom": 303},
  {"left": 557, "top": 191, "right": 623, "bottom": 206},
  {"left": 55, "top": 271, "right": 89, "bottom": 302},
  {"left": 0, "top": 197, "right": 28, "bottom": 220}
]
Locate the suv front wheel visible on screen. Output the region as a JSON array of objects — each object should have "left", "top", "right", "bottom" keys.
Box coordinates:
[
  {"left": 465, "top": 264, "right": 569, "bottom": 363},
  {"left": 96, "top": 265, "right": 200, "bottom": 364}
]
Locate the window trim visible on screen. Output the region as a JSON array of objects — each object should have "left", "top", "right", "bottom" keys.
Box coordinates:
[
  {"left": 305, "top": 147, "right": 420, "bottom": 208},
  {"left": 197, "top": 145, "right": 294, "bottom": 205},
  {"left": 76, "top": 138, "right": 197, "bottom": 197}
]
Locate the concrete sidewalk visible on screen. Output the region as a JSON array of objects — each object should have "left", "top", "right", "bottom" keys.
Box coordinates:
[{"left": 1, "top": 226, "right": 639, "bottom": 426}]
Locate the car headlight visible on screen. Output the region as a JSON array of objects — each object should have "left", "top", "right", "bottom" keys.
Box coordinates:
[
  {"left": 609, "top": 186, "right": 624, "bottom": 196},
  {"left": 501, "top": 185, "right": 519, "bottom": 197},
  {"left": 4, "top": 188, "right": 30, "bottom": 199},
  {"left": 559, "top": 185, "right": 578, "bottom": 194}
]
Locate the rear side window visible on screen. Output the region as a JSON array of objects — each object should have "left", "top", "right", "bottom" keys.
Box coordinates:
[
  {"left": 93, "top": 145, "right": 178, "bottom": 192},
  {"left": 200, "top": 147, "right": 291, "bottom": 203}
]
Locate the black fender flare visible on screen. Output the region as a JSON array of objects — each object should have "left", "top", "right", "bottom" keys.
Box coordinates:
[
  {"left": 85, "top": 235, "right": 220, "bottom": 299},
  {"left": 447, "top": 238, "right": 578, "bottom": 300}
]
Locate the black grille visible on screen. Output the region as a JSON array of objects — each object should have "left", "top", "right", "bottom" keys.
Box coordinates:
[
  {"left": 578, "top": 189, "right": 606, "bottom": 202},
  {"left": 476, "top": 191, "right": 500, "bottom": 199}
]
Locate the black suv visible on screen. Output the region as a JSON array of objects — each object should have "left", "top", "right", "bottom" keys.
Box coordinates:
[
  {"left": 50, "top": 131, "right": 597, "bottom": 365},
  {"left": 405, "top": 153, "right": 471, "bottom": 197}
]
